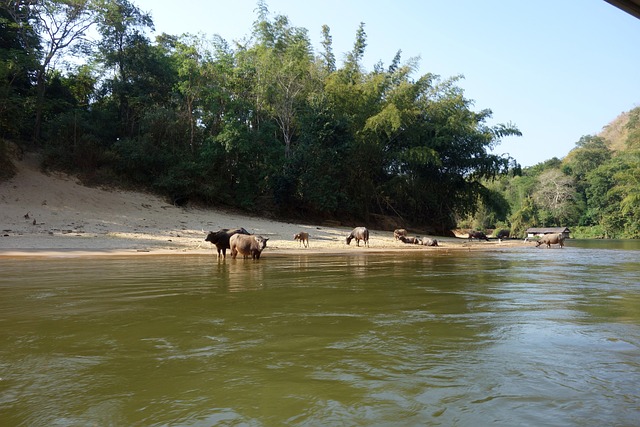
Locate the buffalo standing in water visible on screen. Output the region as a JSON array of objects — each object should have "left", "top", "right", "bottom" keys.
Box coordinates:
[
  {"left": 229, "top": 234, "right": 269, "bottom": 259},
  {"left": 535, "top": 233, "right": 566, "bottom": 249},
  {"left": 205, "top": 228, "right": 250, "bottom": 258}
]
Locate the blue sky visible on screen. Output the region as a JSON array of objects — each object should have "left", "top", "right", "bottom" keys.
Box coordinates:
[{"left": 132, "top": 0, "right": 640, "bottom": 167}]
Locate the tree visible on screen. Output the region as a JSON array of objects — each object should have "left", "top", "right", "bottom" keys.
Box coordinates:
[
  {"left": 614, "top": 152, "right": 640, "bottom": 237},
  {"left": 468, "top": 180, "right": 511, "bottom": 230},
  {"left": 4, "top": 0, "right": 95, "bottom": 143},
  {"left": 158, "top": 33, "right": 207, "bottom": 152},
  {"left": 563, "top": 135, "right": 611, "bottom": 181},
  {"left": 249, "top": 9, "right": 313, "bottom": 158},
  {"left": 585, "top": 158, "right": 626, "bottom": 237},
  {"left": 94, "top": 0, "right": 154, "bottom": 136},
  {"left": 319, "top": 24, "right": 335, "bottom": 73},
  {"left": 533, "top": 169, "right": 579, "bottom": 225},
  {"left": 345, "top": 22, "right": 366, "bottom": 79},
  {"left": 509, "top": 197, "right": 539, "bottom": 237},
  {"left": 624, "top": 107, "right": 640, "bottom": 149},
  {"left": 0, "top": 2, "right": 40, "bottom": 140}
]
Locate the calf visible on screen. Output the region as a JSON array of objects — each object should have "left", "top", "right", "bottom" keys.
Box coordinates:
[
  {"left": 229, "top": 234, "right": 269, "bottom": 259},
  {"left": 294, "top": 231, "right": 309, "bottom": 248},
  {"left": 205, "top": 227, "right": 250, "bottom": 258},
  {"left": 346, "top": 227, "right": 369, "bottom": 247}
]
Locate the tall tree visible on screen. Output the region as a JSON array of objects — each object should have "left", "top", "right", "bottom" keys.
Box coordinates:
[
  {"left": 0, "top": 2, "right": 40, "bottom": 140},
  {"left": 3, "top": 0, "right": 95, "bottom": 143},
  {"left": 319, "top": 24, "right": 335, "bottom": 73},
  {"left": 158, "top": 33, "right": 207, "bottom": 152},
  {"left": 250, "top": 10, "right": 313, "bottom": 157},
  {"left": 345, "top": 22, "right": 366, "bottom": 78},
  {"left": 93, "top": 0, "right": 153, "bottom": 136},
  {"left": 533, "top": 169, "right": 579, "bottom": 225}
]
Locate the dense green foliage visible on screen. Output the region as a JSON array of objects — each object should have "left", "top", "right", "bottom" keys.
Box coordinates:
[
  {"left": 473, "top": 107, "right": 640, "bottom": 239},
  {"left": 0, "top": 0, "right": 521, "bottom": 232}
]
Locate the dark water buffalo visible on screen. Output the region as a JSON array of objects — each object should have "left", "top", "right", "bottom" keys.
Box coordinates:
[
  {"left": 393, "top": 229, "right": 408, "bottom": 240},
  {"left": 496, "top": 229, "right": 510, "bottom": 240},
  {"left": 399, "top": 235, "right": 420, "bottom": 244},
  {"left": 229, "top": 234, "right": 269, "bottom": 259},
  {"left": 204, "top": 227, "right": 250, "bottom": 258},
  {"left": 294, "top": 231, "right": 309, "bottom": 248},
  {"left": 468, "top": 230, "right": 489, "bottom": 241},
  {"left": 535, "top": 233, "right": 566, "bottom": 248},
  {"left": 346, "top": 227, "right": 369, "bottom": 247},
  {"left": 421, "top": 237, "right": 439, "bottom": 247}
]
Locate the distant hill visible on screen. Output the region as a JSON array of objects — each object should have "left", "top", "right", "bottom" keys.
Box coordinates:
[{"left": 598, "top": 107, "right": 639, "bottom": 151}]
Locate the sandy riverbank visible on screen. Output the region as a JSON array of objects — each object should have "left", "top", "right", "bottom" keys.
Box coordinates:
[{"left": 0, "top": 154, "right": 529, "bottom": 258}]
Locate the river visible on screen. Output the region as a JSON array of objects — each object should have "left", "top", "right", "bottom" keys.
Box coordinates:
[{"left": 1, "top": 242, "right": 638, "bottom": 426}]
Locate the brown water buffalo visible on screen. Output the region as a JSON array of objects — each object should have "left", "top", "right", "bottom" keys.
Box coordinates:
[
  {"left": 205, "top": 227, "right": 250, "bottom": 258},
  {"left": 399, "top": 235, "right": 420, "bottom": 244},
  {"left": 346, "top": 227, "right": 369, "bottom": 247},
  {"left": 535, "top": 233, "right": 565, "bottom": 248},
  {"left": 468, "top": 230, "right": 489, "bottom": 241},
  {"left": 421, "top": 237, "right": 439, "bottom": 247},
  {"left": 294, "top": 231, "right": 309, "bottom": 247},
  {"left": 393, "top": 229, "right": 408, "bottom": 240},
  {"left": 229, "top": 234, "right": 269, "bottom": 259}
]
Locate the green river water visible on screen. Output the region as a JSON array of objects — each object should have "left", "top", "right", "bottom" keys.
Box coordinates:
[{"left": 1, "top": 242, "right": 638, "bottom": 426}]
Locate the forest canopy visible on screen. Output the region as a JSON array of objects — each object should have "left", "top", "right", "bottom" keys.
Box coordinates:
[{"left": 20, "top": 0, "right": 640, "bottom": 237}]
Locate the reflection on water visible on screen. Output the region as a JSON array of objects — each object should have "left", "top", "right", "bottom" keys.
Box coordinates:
[
  {"left": 0, "top": 247, "right": 639, "bottom": 426},
  {"left": 569, "top": 238, "right": 640, "bottom": 251}
]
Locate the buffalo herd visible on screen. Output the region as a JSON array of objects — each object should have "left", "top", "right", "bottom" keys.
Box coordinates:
[{"left": 204, "top": 226, "right": 566, "bottom": 260}]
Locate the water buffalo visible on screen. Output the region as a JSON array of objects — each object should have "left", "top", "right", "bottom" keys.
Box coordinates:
[
  {"left": 204, "top": 227, "right": 250, "bottom": 258},
  {"left": 294, "top": 231, "right": 309, "bottom": 248},
  {"left": 535, "top": 233, "right": 565, "bottom": 249},
  {"left": 399, "top": 235, "right": 420, "bottom": 244},
  {"left": 468, "top": 230, "right": 489, "bottom": 241},
  {"left": 229, "top": 234, "right": 269, "bottom": 259},
  {"left": 393, "top": 229, "right": 408, "bottom": 240},
  {"left": 421, "top": 237, "right": 439, "bottom": 247},
  {"left": 346, "top": 227, "right": 369, "bottom": 247},
  {"left": 496, "top": 229, "right": 510, "bottom": 240}
]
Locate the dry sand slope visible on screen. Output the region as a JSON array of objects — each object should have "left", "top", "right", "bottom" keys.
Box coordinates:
[{"left": 0, "top": 154, "right": 525, "bottom": 257}]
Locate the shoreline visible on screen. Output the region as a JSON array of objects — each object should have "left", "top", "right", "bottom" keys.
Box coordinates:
[
  {"left": 1, "top": 153, "right": 532, "bottom": 259},
  {"left": 0, "top": 234, "right": 530, "bottom": 258}
]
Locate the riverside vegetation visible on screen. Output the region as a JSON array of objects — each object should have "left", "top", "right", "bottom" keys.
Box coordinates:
[{"left": 1, "top": 1, "right": 638, "bottom": 238}]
